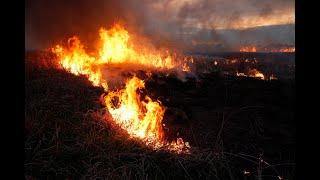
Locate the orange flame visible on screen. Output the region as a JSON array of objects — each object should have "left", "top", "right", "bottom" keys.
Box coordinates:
[
  {"left": 248, "top": 68, "right": 265, "bottom": 80},
  {"left": 52, "top": 37, "right": 108, "bottom": 91},
  {"left": 236, "top": 69, "right": 266, "bottom": 80},
  {"left": 105, "top": 77, "right": 165, "bottom": 145},
  {"left": 270, "top": 47, "right": 295, "bottom": 53},
  {"left": 240, "top": 46, "right": 257, "bottom": 52},
  {"left": 104, "top": 77, "right": 190, "bottom": 152},
  {"left": 51, "top": 23, "right": 190, "bottom": 153},
  {"left": 98, "top": 24, "right": 175, "bottom": 69}
]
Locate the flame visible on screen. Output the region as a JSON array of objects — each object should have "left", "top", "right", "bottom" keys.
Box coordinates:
[
  {"left": 270, "top": 47, "right": 295, "bottom": 53},
  {"left": 240, "top": 46, "right": 295, "bottom": 53},
  {"left": 104, "top": 76, "right": 190, "bottom": 153},
  {"left": 181, "top": 57, "right": 192, "bottom": 72},
  {"left": 248, "top": 68, "right": 265, "bottom": 80},
  {"left": 240, "top": 46, "right": 257, "bottom": 52},
  {"left": 182, "top": 63, "right": 191, "bottom": 72},
  {"left": 52, "top": 37, "right": 108, "bottom": 91},
  {"left": 105, "top": 77, "right": 165, "bottom": 145},
  {"left": 236, "top": 69, "right": 266, "bottom": 80},
  {"left": 51, "top": 23, "right": 190, "bottom": 153},
  {"left": 98, "top": 24, "right": 175, "bottom": 69}
]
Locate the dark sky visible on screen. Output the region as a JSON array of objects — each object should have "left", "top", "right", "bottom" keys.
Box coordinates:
[{"left": 25, "top": 0, "right": 295, "bottom": 52}]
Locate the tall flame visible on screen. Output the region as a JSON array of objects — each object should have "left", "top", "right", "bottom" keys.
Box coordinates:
[
  {"left": 105, "top": 76, "right": 190, "bottom": 152},
  {"left": 105, "top": 77, "right": 165, "bottom": 145},
  {"left": 51, "top": 23, "right": 190, "bottom": 153},
  {"left": 98, "top": 24, "right": 175, "bottom": 69},
  {"left": 52, "top": 36, "right": 108, "bottom": 91}
]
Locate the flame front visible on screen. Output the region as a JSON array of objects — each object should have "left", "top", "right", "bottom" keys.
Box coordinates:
[
  {"left": 240, "top": 46, "right": 257, "bottom": 52},
  {"left": 51, "top": 23, "right": 190, "bottom": 153},
  {"left": 98, "top": 24, "right": 175, "bottom": 69},
  {"left": 240, "top": 46, "right": 295, "bottom": 53},
  {"left": 52, "top": 36, "right": 108, "bottom": 91},
  {"left": 105, "top": 77, "right": 165, "bottom": 145},
  {"left": 104, "top": 77, "right": 190, "bottom": 152},
  {"left": 270, "top": 47, "right": 295, "bottom": 53}
]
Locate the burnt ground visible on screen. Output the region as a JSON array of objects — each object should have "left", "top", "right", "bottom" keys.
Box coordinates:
[
  {"left": 146, "top": 72, "right": 295, "bottom": 178},
  {"left": 25, "top": 58, "right": 295, "bottom": 179}
]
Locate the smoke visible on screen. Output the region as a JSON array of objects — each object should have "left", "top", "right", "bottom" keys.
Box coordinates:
[{"left": 26, "top": 0, "right": 295, "bottom": 52}]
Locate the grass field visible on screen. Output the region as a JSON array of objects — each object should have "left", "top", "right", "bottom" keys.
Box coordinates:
[{"left": 25, "top": 58, "right": 295, "bottom": 179}]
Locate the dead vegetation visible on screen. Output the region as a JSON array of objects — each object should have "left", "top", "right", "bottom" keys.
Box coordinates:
[{"left": 25, "top": 57, "right": 295, "bottom": 179}]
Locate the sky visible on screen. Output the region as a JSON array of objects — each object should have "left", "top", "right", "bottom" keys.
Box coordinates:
[{"left": 25, "top": 0, "right": 295, "bottom": 52}]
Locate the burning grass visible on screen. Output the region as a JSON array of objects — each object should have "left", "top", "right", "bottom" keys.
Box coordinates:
[
  {"left": 239, "top": 45, "right": 295, "bottom": 53},
  {"left": 50, "top": 23, "right": 194, "bottom": 153},
  {"left": 25, "top": 21, "right": 295, "bottom": 180},
  {"left": 24, "top": 67, "right": 232, "bottom": 179},
  {"left": 25, "top": 59, "right": 295, "bottom": 179}
]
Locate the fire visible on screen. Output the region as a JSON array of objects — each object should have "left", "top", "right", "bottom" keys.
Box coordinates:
[
  {"left": 52, "top": 37, "right": 108, "bottom": 91},
  {"left": 248, "top": 68, "right": 265, "bottom": 80},
  {"left": 105, "top": 76, "right": 190, "bottom": 152},
  {"left": 51, "top": 23, "right": 190, "bottom": 153},
  {"left": 51, "top": 23, "right": 188, "bottom": 90},
  {"left": 239, "top": 46, "right": 295, "bottom": 53},
  {"left": 105, "top": 77, "right": 164, "bottom": 142},
  {"left": 270, "top": 47, "right": 295, "bottom": 53},
  {"left": 236, "top": 69, "right": 266, "bottom": 80},
  {"left": 240, "top": 46, "right": 257, "bottom": 52},
  {"left": 182, "top": 57, "right": 192, "bottom": 72},
  {"left": 104, "top": 77, "right": 164, "bottom": 145},
  {"left": 98, "top": 24, "right": 175, "bottom": 69},
  {"left": 182, "top": 63, "right": 191, "bottom": 72}
]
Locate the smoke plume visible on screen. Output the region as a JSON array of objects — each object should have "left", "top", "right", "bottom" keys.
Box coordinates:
[{"left": 26, "top": 0, "right": 295, "bottom": 52}]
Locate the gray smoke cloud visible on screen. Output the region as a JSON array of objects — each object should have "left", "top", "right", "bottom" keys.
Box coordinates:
[{"left": 26, "top": 0, "right": 295, "bottom": 52}]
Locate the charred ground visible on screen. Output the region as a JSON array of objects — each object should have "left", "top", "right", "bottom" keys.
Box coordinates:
[{"left": 25, "top": 53, "right": 295, "bottom": 179}]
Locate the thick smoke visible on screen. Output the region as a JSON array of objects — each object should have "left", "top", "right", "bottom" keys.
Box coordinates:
[{"left": 26, "top": 0, "right": 295, "bottom": 52}]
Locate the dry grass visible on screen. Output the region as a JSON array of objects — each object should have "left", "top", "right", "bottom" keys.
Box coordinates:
[{"left": 25, "top": 61, "right": 295, "bottom": 179}]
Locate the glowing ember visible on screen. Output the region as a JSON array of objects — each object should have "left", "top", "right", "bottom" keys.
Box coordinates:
[
  {"left": 51, "top": 23, "right": 190, "bottom": 153},
  {"left": 240, "top": 46, "right": 257, "bottom": 52}
]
